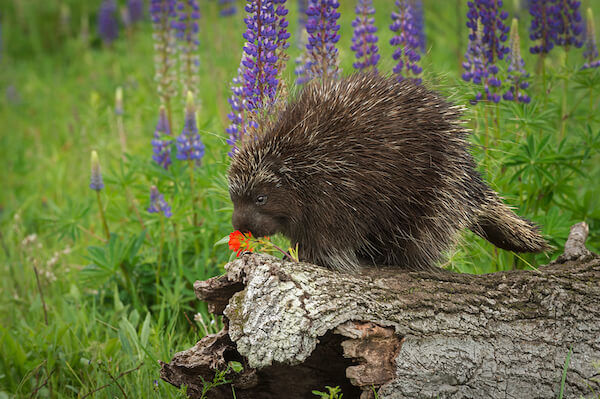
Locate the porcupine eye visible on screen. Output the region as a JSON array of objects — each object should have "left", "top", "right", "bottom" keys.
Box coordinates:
[{"left": 255, "top": 195, "right": 267, "bottom": 206}]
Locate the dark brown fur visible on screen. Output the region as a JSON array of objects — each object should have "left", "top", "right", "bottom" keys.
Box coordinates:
[{"left": 228, "top": 73, "right": 550, "bottom": 272}]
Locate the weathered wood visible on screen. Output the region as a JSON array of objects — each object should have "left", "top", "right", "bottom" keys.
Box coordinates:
[{"left": 161, "top": 223, "right": 600, "bottom": 398}]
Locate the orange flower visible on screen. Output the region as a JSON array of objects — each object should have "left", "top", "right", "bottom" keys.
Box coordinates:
[{"left": 228, "top": 230, "right": 254, "bottom": 256}]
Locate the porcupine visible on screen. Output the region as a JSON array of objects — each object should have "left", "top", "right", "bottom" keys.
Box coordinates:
[{"left": 227, "top": 73, "right": 550, "bottom": 272}]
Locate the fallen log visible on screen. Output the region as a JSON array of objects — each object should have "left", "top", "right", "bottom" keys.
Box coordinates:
[{"left": 160, "top": 222, "right": 600, "bottom": 398}]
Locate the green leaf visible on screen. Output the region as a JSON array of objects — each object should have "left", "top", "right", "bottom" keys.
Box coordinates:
[{"left": 140, "top": 312, "right": 151, "bottom": 347}]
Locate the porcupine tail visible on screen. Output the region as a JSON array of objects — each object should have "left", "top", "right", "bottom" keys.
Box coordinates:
[{"left": 470, "top": 191, "right": 551, "bottom": 253}]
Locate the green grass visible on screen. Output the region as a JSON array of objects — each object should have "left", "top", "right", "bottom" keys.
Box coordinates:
[{"left": 1, "top": 0, "right": 599, "bottom": 397}]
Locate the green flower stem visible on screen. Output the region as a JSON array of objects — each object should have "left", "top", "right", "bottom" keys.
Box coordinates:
[
  {"left": 188, "top": 160, "right": 201, "bottom": 255},
  {"left": 96, "top": 190, "right": 110, "bottom": 240},
  {"left": 590, "top": 86, "right": 594, "bottom": 121},
  {"left": 156, "top": 214, "right": 165, "bottom": 304},
  {"left": 117, "top": 114, "right": 127, "bottom": 156},
  {"left": 559, "top": 52, "right": 569, "bottom": 140},
  {"left": 119, "top": 260, "right": 142, "bottom": 313},
  {"left": 269, "top": 242, "right": 295, "bottom": 262},
  {"left": 165, "top": 98, "right": 173, "bottom": 135}
]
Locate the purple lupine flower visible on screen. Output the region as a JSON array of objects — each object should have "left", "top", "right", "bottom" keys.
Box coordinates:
[
  {"left": 128, "top": 0, "right": 145, "bottom": 23},
  {"left": 176, "top": 92, "right": 204, "bottom": 161},
  {"left": 302, "top": 0, "right": 341, "bottom": 81},
  {"left": 148, "top": 186, "right": 172, "bottom": 218},
  {"left": 503, "top": 19, "right": 531, "bottom": 103},
  {"left": 98, "top": 0, "right": 119, "bottom": 45},
  {"left": 582, "top": 7, "right": 600, "bottom": 69},
  {"left": 150, "top": 0, "right": 177, "bottom": 104},
  {"left": 411, "top": 0, "right": 426, "bottom": 53},
  {"left": 219, "top": 0, "right": 237, "bottom": 17},
  {"left": 350, "top": 0, "right": 379, "bottom": 71},
  {"left": 226, "top": 0, "right": 289, "bottom": 154},
  {"left": 241, "top": 0, "right": 287, "bottom": 112},
  {"left": 555, "top": 0, "right": 583, "bottom": 48},
  {"left": 90, "top": 151, "right": 104, "bottom": 191},
  {"left": 462, "top": 0, "right": 510, "bottom": 103},
  {"left": 528, "top": 0, "right": 559, "bottom": 54},
  {"left": 390, "top": 0, "right": 422, "bottom": 84},
  {"left": 528, "top": 0, "right": 581, "bottom": 54},
  {"left": 172, "top": 1, "right": 201, "bottom": 98},
  {"left": 152, "top": 105, "right": 173, "bottom": 169}
]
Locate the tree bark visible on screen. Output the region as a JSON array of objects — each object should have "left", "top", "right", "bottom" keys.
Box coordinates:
[{"left": 160, "top": 223, "right": 600, "bottom": 398}]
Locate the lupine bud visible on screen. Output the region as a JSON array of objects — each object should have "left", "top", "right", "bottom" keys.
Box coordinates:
[
  {"left": 176, "top": 91, "right": 204, "bottom": 161},
  {"left": 115, "top": 87, "right": 124, "bottom": 115},
  {"left": 148, "top": 186, "right": 172, "bottom": 218},
  {"left": 503, "top": 19, "right": 530, "bottom": 103},
  {"left": 90, "top": 151, "right": 104, "bottom": 191}
]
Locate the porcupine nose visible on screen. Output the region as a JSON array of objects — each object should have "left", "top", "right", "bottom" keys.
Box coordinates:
[{"left": 232, "top": 211, "right": 252, "bottom": 235}]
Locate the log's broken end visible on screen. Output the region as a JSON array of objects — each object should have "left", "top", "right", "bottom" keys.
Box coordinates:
[{"left": 556, "top": 222, "right": 593, "bottom": 263}]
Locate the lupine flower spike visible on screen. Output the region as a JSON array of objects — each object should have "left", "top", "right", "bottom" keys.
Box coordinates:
[
  {"left": 90, "top": 151, "right": 110, "bottom": 239},
  {"left": 150, "top": 0, "right": 177, "bottom": 128},
  {"left": 176, "top": 91, "right": 204, "bottom": 162},
  {"left": 98, "top": 0, "right": 119, "bottom": 46},
  {"left": 304, "top": 0, "right": 341, "bottom": 81},
  {"left": 128, "top": 0, "right": 144, "bottom": 24},
  {"left": 152, "top": 105, "right": 173, "bottom": 169},
  {"left": 462, "top": 0, "right": 510, "bottom": 103},
  {"left": 556, "top": 0, "right": 583, "bottom": 49},
  {"left": 148, "top": 186, "right": 172, "bottom": 218},
  {"left": 390, "top": 0, "right": 423, "bottom": 84},
  {"left": 90, "top": 151, "right": 104, "bottom": 191},
  {"left": 350, "top": 0, "right": 379, "bottom": 71},
  {"left": 173, "top": 0, "right": 201, "bottom": 99},
  {"left": 412, "top": 0, "right": 426, "bottom": 53},
  {"left": 115, "top": 87, "right": 127, "bottom": 154},
  {"left": 226, "top": 0, "right": 290, "bottom": 153},
  {"left": 582, "top": 8, "right": 600, "bottom": 69},
  {"left": 528, "top": 0, "right": 582, "bottom": 55},
  {"left": 503, "top": 19, "right": 530, "bottom": 103},
  {"left": 242, "top": 0, "right": 289, "bottom": 112},
  {"left": 219, "top": 0, "right": 237, "bottom": 17}
]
